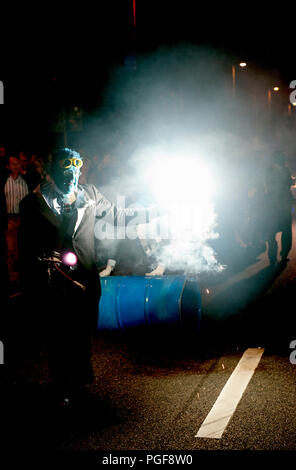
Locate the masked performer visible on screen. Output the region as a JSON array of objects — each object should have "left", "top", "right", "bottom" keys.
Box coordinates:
[{"left": 19, "top": 148, "right": 125, "bottom": 404}]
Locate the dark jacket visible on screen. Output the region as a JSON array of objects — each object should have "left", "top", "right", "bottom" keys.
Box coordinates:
[
  {"left": 21, "top": 167, "right": 41, "bottom": 192},
  {"left": 19, "top": 182, "right": 114, "bottom": 268},
  {"left": 19, "top": 181, "right": 141, "bottom": 316},
  {"left": 18, "top": 182, "right": 114, "bottom": 324}
]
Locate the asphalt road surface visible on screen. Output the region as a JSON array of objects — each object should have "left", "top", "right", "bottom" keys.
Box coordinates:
[{"left": 1, "top": 215, "right": 296, "bottom": 463}]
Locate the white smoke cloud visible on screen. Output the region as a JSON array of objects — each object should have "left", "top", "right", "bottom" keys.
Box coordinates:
[{"left": 82, "top": 43, "right": 296, "bottom": 274}]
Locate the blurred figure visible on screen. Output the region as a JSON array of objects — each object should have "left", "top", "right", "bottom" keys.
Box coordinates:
[
  {"left": 30, "top": 153, "right": 47, "bottom": 180},
  {"left": 242, "top": 158, "right": 269, "bottom": 258},
  {"left": 18, "top": 151, "right": 29, "bottom": 173},
  {"left": 136, "top": 223, "right": 166, "bottom": 276},
  {"left": 264, "top": 151, "right": 294, "bottom": 266},
  {"left": 0, "top": 145, "right": 6, "bottom": 171},
  {"left": 0, "top": 162, "right": 8, "bottom": 300},
  {"left": 4, "top": 154, "right": 29, "bottom": 291},
  {"left": 212, "top": 157, "right": 251, "bottom": 270},
  {"left": 78, "top": 156, "right": 91, "bottom": 184},
  {"left": 245, "top": 182, "right": 268, "bottom": 255},
  {"left": 19, "top": 151, "right": 41, "bottom": 191}
]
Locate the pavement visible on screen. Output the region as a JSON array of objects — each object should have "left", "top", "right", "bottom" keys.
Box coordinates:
[{"left": 1, "top": 218, "right": 296, "bottom": 463}]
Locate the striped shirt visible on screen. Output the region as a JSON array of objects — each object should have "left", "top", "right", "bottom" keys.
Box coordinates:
[{"left": 4, "top": 175, "right": 29, "bottom": 214}]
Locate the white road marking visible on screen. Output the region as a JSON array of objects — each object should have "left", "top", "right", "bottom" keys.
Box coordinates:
[{"left": 196, "top": 348, "right": 264, "bottom": 439}]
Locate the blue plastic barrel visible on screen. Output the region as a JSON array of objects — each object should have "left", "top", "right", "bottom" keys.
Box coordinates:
[{"left": 98, "top": 275, "right": 201, "bottom": 331}]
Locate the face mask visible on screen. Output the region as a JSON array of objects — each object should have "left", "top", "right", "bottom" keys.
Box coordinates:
[{"left": 52, "top": 157, "right": 83, "bottom": 195}]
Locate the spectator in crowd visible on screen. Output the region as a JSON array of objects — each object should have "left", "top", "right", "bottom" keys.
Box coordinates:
[
  {"left": 19, "top": 150, "right": 41, "bottom": 191},
  {"left": 78, "top": 156, "right": 91, "bottom": 184},
  {"left": 30, "top": 153, "right": 46, "bottom": 179},
  {"left": 245, "top": 181, "right": 268, "bottom": 255},
  {"left": 264, "top": 151, "right": 294, "bottom": 266},
  {"left": 3, "top": 153, "right": 29, "bottom": 291},
  {"left": 0, "top": 145, "right": 6, "bottom": 171},
  {"left": 211, "top": 157, "right": 251, "bottom": 270},
  {"left": 0, "top": 163, "right": 8, "bottom": 300}
]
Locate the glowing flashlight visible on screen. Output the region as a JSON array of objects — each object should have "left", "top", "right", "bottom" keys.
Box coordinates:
[{"left": 62, "top": 251, "right": 78, "bottom": 266}]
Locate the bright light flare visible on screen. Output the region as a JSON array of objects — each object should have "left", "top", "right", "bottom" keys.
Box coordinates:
[
  {"left": 239, "top": 62, "right": 247, "bottom": 67},
  {"left": 62, "top": 251, "right": 78, "bottom": 266},
  {"left": 143, "top": 153, "right": 217, "bottom": 242},
  {"left": 146, "top": 155, "right": 214, "bottom": 207},
  {"left": 273, "top": 86, "right": 279, "bottom": 92},
  {"left": 134, "top": 147, "right": 222, "bottom": 274}
]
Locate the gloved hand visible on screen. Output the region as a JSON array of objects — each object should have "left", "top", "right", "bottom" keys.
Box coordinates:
[
  {"left": 99, "top": 266, "right": 113, "bottom": 277},
  {"left": 145, "top": 263, "right": 165, "bottom": 276},
  {"left": 99, "top": 259, "right": 116, "bottom": 277}
]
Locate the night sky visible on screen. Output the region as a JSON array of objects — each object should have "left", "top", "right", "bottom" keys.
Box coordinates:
[{"left": 1, "top": 1, "right": 294, "bottom": 150}]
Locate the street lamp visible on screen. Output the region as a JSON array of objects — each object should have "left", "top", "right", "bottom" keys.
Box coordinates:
[
  {"left": 288, "top": 102, "right": 296, "bottom": 116},
  {"left": 268, "top": 87, "right": 281, "bottom": 111},
  {"left": 232, "top": 61, "right": 247, "bottom": 96}
]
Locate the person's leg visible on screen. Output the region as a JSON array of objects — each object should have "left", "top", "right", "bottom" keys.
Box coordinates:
[
  {"left": 48, "top": 285, "right": 95, "bottom": 402},
  {"left": 0, "top": 230, "right": 8, "bottom": 297},
  {"left": 5, "top": 216, "right": 21, "bottom": 284},
  {"left": 280, "top": 212, "right": 292, "bottom": 261},
  {"left": 267, "top": 232, "right": 278, "bottom": 265}
]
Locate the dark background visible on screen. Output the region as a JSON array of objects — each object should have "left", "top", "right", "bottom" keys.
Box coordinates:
[{"left": 0, "top": 1, "right": 294, "bottom": 152}]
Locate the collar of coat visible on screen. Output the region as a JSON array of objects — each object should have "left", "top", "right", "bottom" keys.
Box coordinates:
[
  {"left": 33, "top": 182, "right": 96, "bottom": 235},
  {"left": 39, "top": 182, "right": 95, "bottom": 213}
]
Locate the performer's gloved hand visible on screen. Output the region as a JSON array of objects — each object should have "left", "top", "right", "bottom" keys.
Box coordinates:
[
  {"left": 99, "top": 259, "right": 116, "bottom": 277},
  {"left": 145, "top": 263, "right": 165, "bottom": 276}
]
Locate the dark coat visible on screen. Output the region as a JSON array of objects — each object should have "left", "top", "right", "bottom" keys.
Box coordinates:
[
  {"left": 19, "top": 181, "right": 149, "bottom": 326},
  {"left": 18, "top": 182, "right": 112, "bottom": 329},
  {"left": 21, "top": 167, "right": 41, "bottom": 192},
  {"left": 264, "top": 163, "right": 294, "bottom": 234},
  {"left": 19, "top": 181, "right": 114, "bottom": 266}
]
